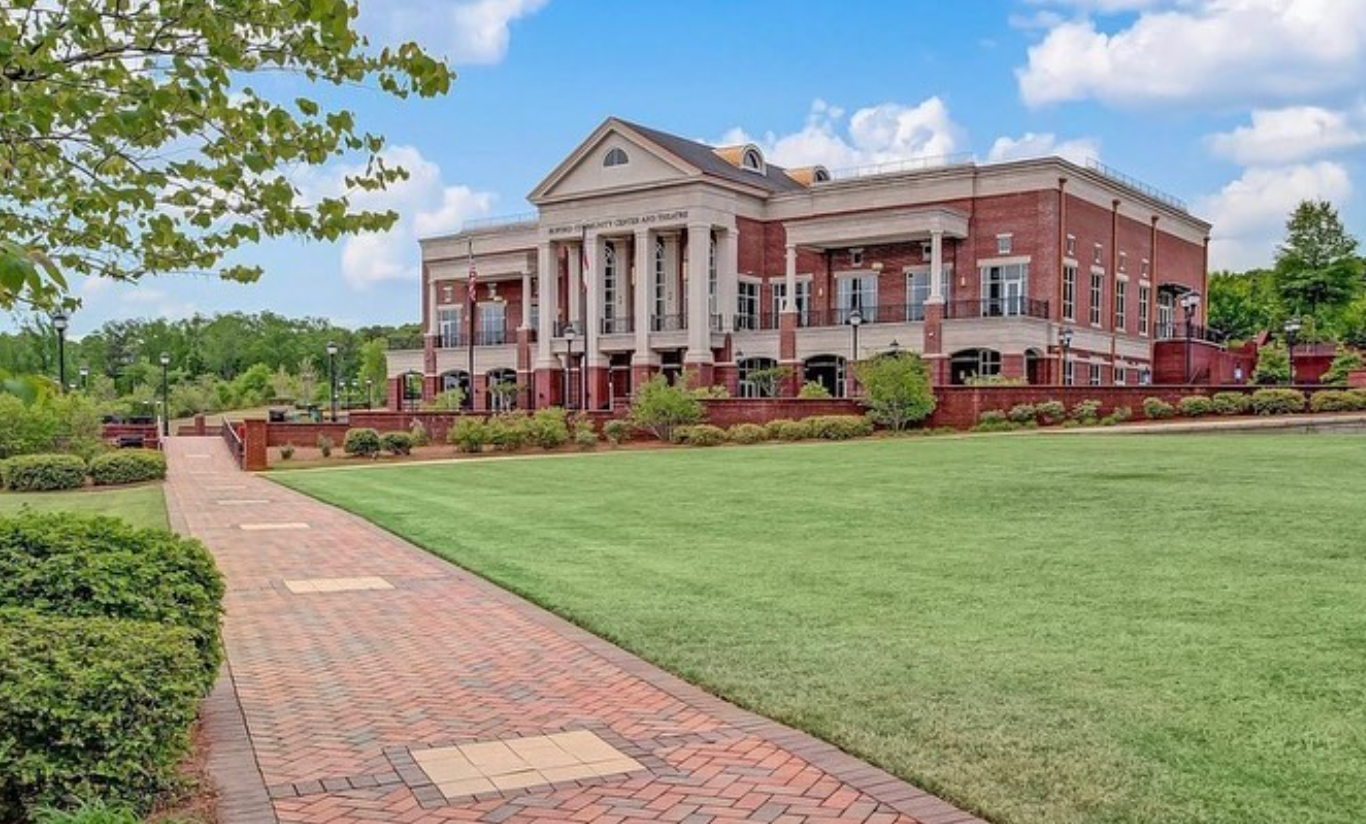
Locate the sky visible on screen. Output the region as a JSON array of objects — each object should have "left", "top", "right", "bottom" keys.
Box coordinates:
[{"left": 37, "top": 0, "right": 1366, "bottom": 335}]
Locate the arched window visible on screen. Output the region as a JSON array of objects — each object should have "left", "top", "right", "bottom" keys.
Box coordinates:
[
  {"left": 603, "top": 147, "right": 629, "bottom": 167},
  {"left": 603, "top": 241, "right": 618, "bottom": 322},
  {"left": 708, "top": 232, "right": 718, "bottom": 316},
  {"left": 737, "top": 357, "right": 779, "bottom": 398},
  {"left": 741, "top": 146, "right": 765, "bottom": 173},
  {"left": 813, "top": 166, "right": 831, "bottom": 182}
]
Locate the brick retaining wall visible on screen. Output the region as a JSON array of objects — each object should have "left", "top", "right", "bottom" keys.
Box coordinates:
[{"left": 926, "top": 385, "right": 1309, "bottom": 428}]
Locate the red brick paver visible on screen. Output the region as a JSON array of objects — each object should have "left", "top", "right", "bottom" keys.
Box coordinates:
[{"left": 165, "top": 438, "right": 987, "bottom": 824}]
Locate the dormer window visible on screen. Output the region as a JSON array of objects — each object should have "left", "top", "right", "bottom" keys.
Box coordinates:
[
  {"left": 741, "top": 146, "right": 765, "bottom": 174},
  {"left": 603, "top": 147, "right": 629, "bottom": 167},
  {"left": 813, "top": 167, "right": 831, "bottom": 182}
]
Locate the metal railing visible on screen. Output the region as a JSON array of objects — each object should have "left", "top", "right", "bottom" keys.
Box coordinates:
[
  {"left": 1085, "top": 158, "right": 1188, "bottom": 212},
  {"left": 474, "top": 329, "right": 510, "bottom": 346},
  {"left": 650, "top": 314, "right": 688, "bottom": 332},
  {"left": 946, "top": 297, "right": 1051, "bottom": 320},
  {"left": 601, "top": 316, "right": 634, "bottom": 335},
  {"left": 221, "top": 420, "right": 243, "bottom": 468},
  {"left": 458, "top": 212, "right": 539, "bottom": 232},
  {"left": 386, "top": 334, "right": 425, "bottom": 351},
  {"left": 733, "top": 312, "right": 778, "bottom": 332},
  {"left": 828, "top": 152, "right": 975, "bottom": 181},
  {"left": 1156, "top": 322, "right": 1226, "bottom": 344}
]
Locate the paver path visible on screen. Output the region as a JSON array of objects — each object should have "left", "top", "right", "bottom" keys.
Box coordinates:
[{"left": 166, "top": 437, "right": 986, "bottom": 824}]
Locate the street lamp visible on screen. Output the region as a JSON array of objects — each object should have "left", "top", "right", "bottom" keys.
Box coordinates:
[
  {"left": 159, "top": 352, "right": 170, "bottom": 436},
  {"left": 326, "top": 341, "right": 339, "bottom": 420},
  {"left": 847, "top": 308, "right": 863, "bottom": 397},
  {"left": 365, "top": 377, "right": 374, "bottom": 410},
  {"left": 78, "top": 365, "right": 89, "bottom": 390},
  {"left": 1284, "top": 317, "right": 1302, "bottom": 386},
  {"left": 888, "top": 339, "right": 902, "bottom": 357},
  {"left": 562, "top": 323, "right": 577, "bottom": 410},
  {"left": 51, "top": 311, "right": 69, "bottom": 393},
  {"left": 1059, "top": 327, "right": 1074, "bottom": 386},
  {"left": 1180, "top": 291, "right": 1202, "bottom": 384}
]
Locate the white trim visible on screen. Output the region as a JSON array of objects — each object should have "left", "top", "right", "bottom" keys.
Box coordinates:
[
  {"left": 1090, "top": 264, "right": 1107, "bottom": 276},
  {"left": 976, "top": 254, "right": 1031, "bottom": 267}
]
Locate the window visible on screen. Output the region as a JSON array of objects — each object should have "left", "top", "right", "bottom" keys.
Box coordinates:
[
  {"left": 478, "top": 302, "right": 506, "bottom": 345},
  {"left": 906, "top": 267, "right": 952, "bottom": 321},
  {"left": 603, "top": 147, "right": 629, "bottom": 167},
  {"left": 1093, "top": 243, "right": 1103, "bottom": 265},
  {"left": 1115, "top": 366, "right": 1127, "bottom": 385},
  {"left": 836, "top": 275, "right": 878, "bottom": 322},
  {"left": 850, "top": 248, "right": 864, "bottom": 267},
  {"left": 977, "top": 349, "right": 1002, "bottom": 377},
  {"left": 737, "top": 357, "right": 779, "bottom": 398},
  {"left": 1063, "top": 264, "right": 1077, "bottom": 321},
  {"left": 772, "top": 280, "right": 811, "bottom": 324},
  {"left": 1064, "top": 359, "right": 1075, "bottom": 386},
  {"left": 653, "top": 236, "right": 666, "bottom": 319},
  {"left": 437, "top": 306, "right": 462, "bottom": 348},
  {"left": 708, "top": 234, "right": 718, "bottom": 316},
  {"left": 1115, "top": 280, "right": 1127, "bottom": 332},
  {"left": 603, "top": 241, "right": 619, "bottom": 321},
  {"left": 996, "top": 234, "right": 1013, "bottom": 255},
  {"left": 441, "top": 283, "right": 454, "bottom": 303},
  {"left": 1089, "top": 363, "right": 1102, "bottom": 386},
  {"left": 529, "top": 302, "right": 539, "bottom": 332},
  {"left": 741, "top": 147, "right": 764, "bottom": 173},
  {"left": 1066, "top": 234, "right": 1076, "bottom": 257},
  {"left": 1089, "top": 270, "right": 1103, "bottom": 326},
  {"left": 1119, "top": 252, "right": 1128, "bottom": 273},
  {"left": 736, "top": 281, "right": 760, "bottom": 330},
  {"left": 1157, "top": 292, "right": 1175, "bottom": 338},
  {"left": 980, "top": 262, "right": 1029, "bottom": 316},
  {"left": 1138, "top": 284, "right": 1151, "bottom": 336},
  {"left": 1142, "top": 258, "right": 1150, "bottom": 277}
]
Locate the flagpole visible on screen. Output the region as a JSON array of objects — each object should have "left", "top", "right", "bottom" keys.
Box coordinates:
[
  {"left": 580, "top": 227, "right": 589, "bottom": 411},
  {"left": 467, "top": 240, "right": 476, "bottom": 411}
]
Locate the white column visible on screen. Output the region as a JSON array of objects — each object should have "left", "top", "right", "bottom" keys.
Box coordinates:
[
  {"left": 718, "top": 228, "right": 738, "bottom": 333},
  {"left": 567, "top": 242, "right": 582, "bottom": 328},
  {"left": 427, "top": 278, "right": 439, "bottom": 336},
  {"left": 520, "top": 271, "right": 532, "bottom": 329},
  {"left": 633, "top": 228, "right": 652, "bottom": 363},
  {"left": 783, "top": 243, "right": 797, "bottom": 312},
  {"left": 928, "top": 230, "right": 944, "bottom": 303},
  {"left": 585, "top": 234, "right": 604, "bottom": 366},
  {"left": 686, "top": 224, "right": 711, "bottom": 361},
  {"left": 536, "top": 242, "right": 556, "bottom": 367}
]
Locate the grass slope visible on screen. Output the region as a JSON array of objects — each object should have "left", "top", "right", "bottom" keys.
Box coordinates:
[
  {"left": 274, "top": 435, "right": 1366, "bottom": 824},
  {"left": 0, "top": 484, "right": 168, "bottom": 531}
]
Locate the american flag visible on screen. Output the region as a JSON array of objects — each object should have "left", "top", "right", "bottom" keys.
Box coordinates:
[
  {"left": 580, "top": 229, "right": 591, "bottom": 289},
  {"left": 467, "top": 242, "right": 477, "bottom": 304}
]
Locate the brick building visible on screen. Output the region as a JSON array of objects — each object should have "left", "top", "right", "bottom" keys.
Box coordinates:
[{"left": 386, "top": 118, "right": 1212, "bottom": 411}]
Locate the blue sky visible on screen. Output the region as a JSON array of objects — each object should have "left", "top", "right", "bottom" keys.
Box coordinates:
[{"left": 42, "top": 0, "right": 1366, "bottom": 335}]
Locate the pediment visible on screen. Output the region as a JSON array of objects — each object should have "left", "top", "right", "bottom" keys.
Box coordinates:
[{"left": 529, "top": 120, "right": 697, "bottom": 203}]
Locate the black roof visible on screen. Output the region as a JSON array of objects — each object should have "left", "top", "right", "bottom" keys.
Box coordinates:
[{"left": 617, "top": 119, "right": 809, "bottom": 195}]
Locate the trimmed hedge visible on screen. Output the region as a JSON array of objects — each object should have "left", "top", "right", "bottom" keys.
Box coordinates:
[
  {"left": 342, "top": 427, "right": 381, "bottom": 458},
  {"left": 672, "top": 424, "right": 727, "bottom": 446},
  {"left": 527, "top": 408, "right": 570, "bottom": 450},
  {"left": 486, "top": 415, "right": 528, "bottom": 451},
  {"left": 1036, "top": 400, "right": 1067, "bottom": 425},
  {"left": 1142, "top": 397, "right": 1176, "bottom": 420},
  {"left": 88, "top": 451, "right": 166, "bottom": 486},
  {"left": 379, "top": 431, "right": 413, "bottom": 456},
  {"left": 448, "top": 417, "right": 488, "bottom": 453},
  {"left": 1251, "top": 388, "right": 1306, "bottom": 415},
  {"left": 1070, "top": 399, "right": 1102, "bottom": 424},
  {"left": 806, "top": 415, "right": 875, "bottom": 440},
  {"left": 1178, "top": 396, "right": 1214, "bottom": 417},
  {"left": 726, "top": 423, "right": 768, "bottom": 444},
  {"left": 1006, "top": 403, "right": 1038, "bottom": 424},
  {"left": 1309, "top": 389, "right": 1366, "bottom": 413},
  {"left": 2, "top": 454, "right": 87, "bottom": 492},
  {"left": 765, "top": 419, "right": 813, "bottom": 441},
  {"left": 0, "top": 611, "right": 207, "bottom": 820},
  {"left": 1212, "top": 392, "right": 1252, "bottom": 416}
]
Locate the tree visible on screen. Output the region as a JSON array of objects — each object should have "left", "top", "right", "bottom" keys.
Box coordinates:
[
  {"left": 853, "top": 353, "right": 937, "bottom": 432},
  {"left": 744, "top": 365, "right": 790, "bottom": 398},
  {"left": 0, "top": 1, "right": 454, "bottom": 309},
  {"left": 1273, "top": 200, "right": 1364, "bottom": 332},
  {"left": 1207, "top": 269, "right": 1279, "bottom": 341},
  {"left": 1252, "top": 345, "right": 1291, "bottom": 386},
  {"left": 1320, "top": 347, "right": 1364, "bottom": 387},
  {"left": 626, "top": 375, "right": 703, "bottom": 442},
  {"left": 358, "top": 338, "right": 388, "bottom": 398}
]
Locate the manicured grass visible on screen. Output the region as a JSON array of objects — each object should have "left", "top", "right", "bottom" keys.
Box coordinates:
[
  {"left": 274, "top": 435, "right": 1366, "bottom": 824},
  {"left": 0, "top": 483, "right": 168, "bottom": 530}
]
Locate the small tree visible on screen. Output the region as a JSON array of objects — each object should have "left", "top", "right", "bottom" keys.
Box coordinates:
[
  {"left": 1320, "top": 347, "right": 1364, "bottom": 387},
  {"left": 745, "top": 365, "right": 791, "bottom": 398},
  {"left": 425, "top": 388, "right": 465, "bottom": 411},
  {"left": 853, "top": 353, "right": 937, "bottom": 432},
  {"left": 1252, "top": 345, "right": 1292, "bottom": 385},
  {"left": 798, "top": 380, "right": 832, "bottom": 399},
  {"left": 628, "top": 375, "right": 703, "bottom": 442}
]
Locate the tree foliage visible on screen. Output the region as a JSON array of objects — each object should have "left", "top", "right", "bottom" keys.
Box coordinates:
[
  {"left": 0, "top": 0, "right": 454, "bottom": 309},
  {"left": 853, "top": 353, "right": 936, "bottom": 431},
  {"left": 627, "top": 375, "right": 703, "bottom": 442},
  {"left": 1207, "top": 269, "right": 1278, "bottom": 341},
  {"left": 1273, "top": 200, "right": 1363, "bottom": 330}
]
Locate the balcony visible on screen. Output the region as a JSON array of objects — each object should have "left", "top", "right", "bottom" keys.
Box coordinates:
[
  {"left": 650, "top": 314, "right": 688, "bottom": 332},
  {"left": 1156, "top": 322, "right": 1226, "bottom": 344},
  {"left": 945, "top": 297, "right": 1050, "bottom": 320},
  {"left": 600, "top": 316, "right": 634, "bottom": 335}
]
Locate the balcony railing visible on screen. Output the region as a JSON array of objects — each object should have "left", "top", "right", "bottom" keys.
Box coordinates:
[
  {"left": 946, "top": 297, "right": 1050, "bottom": 320},
  {"left": 386, "top": 334, "right": 425, "bottom": 351},
  {"left": 601, "top": 316, "right": 634, "bottom": 335},
  {"left": 1156, "top": 322, "right": 1226, "bottom": 344},
  {"left": 474, "top": 329, "right": 510, "bottom": 346},
  {"left": 650, "top": 314, "right": 688, "bottom": 332}
]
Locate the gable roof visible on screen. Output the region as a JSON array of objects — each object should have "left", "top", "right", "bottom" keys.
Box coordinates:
[{"left": 615, "top": 119, "right": 808, "bottom": 194}]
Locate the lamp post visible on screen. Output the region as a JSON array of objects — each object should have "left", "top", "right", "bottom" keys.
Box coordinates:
[
  {"left": 1180, "top": 291, "right": 1202, "bottom": 384},
  {"left": 1284, "top": 317, "right": 1302, "bottom": 385},
  {"left": 847, "top": 308, "right": 863, "bottom": 397},
  {"left": 888, "top": 339, "right": 902, "bottom": 357},
  {"left": 326, "top": 341, "right": 338, "bottom": 420},
  {"left": 1059, "top": 327, "right": 1074, "bottom": 386},
  {"left": 52, "top": 311, "right": 69, "bottom": 393},
  {"left": 563, "top": 323, "right": 577, "bottom": 410},
  {"left": 79, "top": 365, "right": 89, "bottom": 391},
  {"left": 365, "top": 377, "right": 374, "bottom": 410},
  {"left": 159, "top": 352, "right": 170, "bottom": 436}
]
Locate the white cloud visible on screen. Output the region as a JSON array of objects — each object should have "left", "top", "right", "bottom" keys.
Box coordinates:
[
  {"left": 717, "top": 98, "right": 965, "bottom": 172},
  {"left": 361, "top": 0, "right": 548, "bottom": 65},
  {"left": 988, "top": 131, "right": 1100, "bottom": 164},
  {"left": 296, "top": 145, "right": 495, "bottom": 289},
  {"left": 1206, "top": 105, "right": 1366, "bottom": 165},
  {"left": 1018, "top": 0, "right": 1366, "bottom": 108},
  {"left": 1197, "top": 162, "right": 1353, "bottom": 269},
  {"left": 77, "top": 280, "right": 198, "bottom": 322}
]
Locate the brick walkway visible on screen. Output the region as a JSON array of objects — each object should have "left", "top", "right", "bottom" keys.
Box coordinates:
[{"left": 165, "top": 438, "right": 986, "bottom": 824}]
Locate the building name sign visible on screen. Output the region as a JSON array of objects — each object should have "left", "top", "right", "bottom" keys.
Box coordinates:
[{"left": 548, "top": 209, "right": 690, "bottom": 237}]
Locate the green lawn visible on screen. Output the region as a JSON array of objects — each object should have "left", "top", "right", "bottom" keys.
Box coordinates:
[
  {"left": 0, "top": 483, "right": 168, "bottom": 530},
  {"left": 273, "top": 435, "right": 1366, "bottom": 824}
]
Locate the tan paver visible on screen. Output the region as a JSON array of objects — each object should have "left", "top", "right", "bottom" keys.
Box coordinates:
[{"left": 166, "top": 437, "right": 987, "bottom": 824}]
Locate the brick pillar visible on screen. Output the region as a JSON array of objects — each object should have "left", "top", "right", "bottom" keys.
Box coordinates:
[
  {"left": 387, "top": 377, "right": 402, "bottom": 411},
  {"left": 923, "top": 301, "right": 947, "bottom": 386},
  {"left": 516, "top": 327, "right": 533, "bottom": 410},
  {"left": 243, "top": 418, "right": 268, "bottom": 472},
  {"left": 779, "top": 312, "right": 800, "bottom": 397},
  {"left": 686, "top": 362, "right": 715, "bottom": 389},
  {"left": 193, "top": 414, "right": 205, "bottom": 436},
  {"left": 631, "top": 363, "right": 656, "bottom": 392},
  {"left": 534, "top": 367, "right": 557, "bottom": 409},
  {"left": 718, "top": 364, "right": 740, "bottom": 397},
  {"left": 1002, "top": 353, "right": 1026, "bottom": 380},
  {"left": 423, "top": 375, "right": 439, "bottom": 404}
]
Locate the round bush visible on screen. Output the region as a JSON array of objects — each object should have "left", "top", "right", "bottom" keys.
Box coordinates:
[
  {"left": 727, "top": 423, "right": 768, "bottom": 444},
  {"left": 1211, "top": 392, "right": 1252, "bottom": 416},
  {"left": 1036, "top": 400, "right": 1067, "bottom": 425},
  {"left": 527, "top": 408, "right": 569, "bottom": 449},
  {"left": 486, "top": 415, "right": 528, "bottom": 451},
  {"left": 88, "top": 450, "right": 166, "bottom": 486},
  {"left": 2, "top": 454, "right": 86, "bottom": 491},
  {"left": 572, "top": 417, "right": 599, "bottom": 449},
  {"left": 765, "top": 419, "right": 814, "bottom": 441},
  {"left": 1006, "top": 404, "right": 1038, "bottom": 424},
  {"left": 448, "top": 417, "right": 488, "bottom": 453},
  {"left": 602, "top": 419, "right": 631, "bottom": 446},
  {"left": 1070, "top": 399, "right": 1102, "bottom": 424},
  {"left": 1178, "top": 396, "right": 1214, "bottom": 417},
  {"left": 972, "top": 410, "right": 1018, "bottom": 433},
  {"left": 673, "top": 424, "right": 726, "bottom": 446},
  {"left": 379, "top": 431, "right": 413, "bottom": 456},
  {"left": 1142, "top": 397, "right": 1176, "bottom": 420},
  {"left": 1251, "top": 388, "right": 1306, "bottom": 415},
  {"left": 342, "top": 427, "right": 381, "bottom": 458},
  {"left": 806, "top": 415, "right": 875, "bottom": 440}
]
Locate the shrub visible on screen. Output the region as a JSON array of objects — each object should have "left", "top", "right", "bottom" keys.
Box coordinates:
[
  {"left": 280, "top": 442, "right": 296, "bottom": 460},
  {"left": 798, "top": 380, "right": 832, "bottom": 399},
  {"left": 1100, "top": 406, "right": 1133, "bottom": 426},
  {"left": 0, "top": 612, "right": 207, "bottom": 821},
  {"left": 853, "top": 353, "right": 936, "bottom": 431},
  {"left": 1309, "top": 390, "right": 1362, "bottom": 413},
  {"left": 1252, "top": 345, "right": 1291, "bottom": 385},
  {"left": 2, "top": 454, "right": 86, "bottom": 491},
  {"left": 602, "top": 419, "right": 630, "bottom": 446},
  {"left": 88, "top": 451, "right": 166, "bottom": 486},
  {"left": 1142, "top": 397, "right": 1176, "bottom": 419},
  {"left": 34, "top": 798, "right": 141, "bottom": 824},
  {"left": 527, "top": 408, "right": 570, "bottom": 450},
  {"left": 1178, "top": 396, "right": 1215, "bottom": 417},
  {"left": 672, "top": 424, "right": 727, "bottom": 446},
  {"left": 0, "top": 512, "right": 224, "bottom": 678},
  {"left": 424, "top": 388, "right": 465, "bottom": 411},
  {"left": 726, "top": 423, "right": 767, "bottom": 444},
  {"left": 1006, "top": 403, "right": 1037, "bottom": 424},
  {"left": 765, "top": 418, "right": 813, "bottom": 441},
  {"left": 485, "top": 415, "right": 528, "bottom": 451},
  {"left": 1321, "top": 348, "right": 1365, "bottom": 387},
  {"left": 1070, "top": 399, "right": 1102, "bottom": 424},
  {"left": 342, "top": 427, "right": 381, "bottom": 458},
  {"left": 1036, "top": 400, "right": 1067, "bottom": 425},
  {"left": 964, "top": 374, "right": 1027, "bottom": 386},
  {"left": 408, "top": 418, "right": 431, "bottom": 447},
  {"left": 316, "top": 434, "right": 333, "bottom": 457},
  {"left": 1251, "top": 388, "right": 1306, "bottom": 415},
  {"left": 1212, "top": 392, "right": 1252, "bottom": 416},
  {"left": 972, "top": 410, "right": 1018, "bottom": 433},
  {"left": 572, "top": 416, "right": 598, "bottom": 449},
  {"left": 448, "top": 417, "right": 488, "bottom": 453},
  {"left": 806, "top": 415, "right": 875, "bottom": 440},
  {"left": 380, "top": 431, "right": 413, "bottom": 456},
  {"left": 626, "top": 376, "right": 702, "bottom": 442}
]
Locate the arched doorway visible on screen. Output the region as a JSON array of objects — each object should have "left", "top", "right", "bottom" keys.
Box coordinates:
[
  {"left": 438, "top": 370, "right": 472, "bottom": 409},
  {"left": 737, "top": 357, "right": 779, "bottom": 398},
  {"left": 949, "top": 349, "right": 1002, "bottom": 385},
  {"left": 486, "top": 368, "right": 517, "bottom": 412},
  {"left": 1025, "top": 348, "right": 1045, "bottom": 385},
  {"left": 803, "top": 355, "right": 846, "bottom": 398}
]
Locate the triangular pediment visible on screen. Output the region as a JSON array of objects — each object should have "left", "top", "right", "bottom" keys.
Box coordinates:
[{"left": 529, "top": 119, "right": 700, "bottom": 204}]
